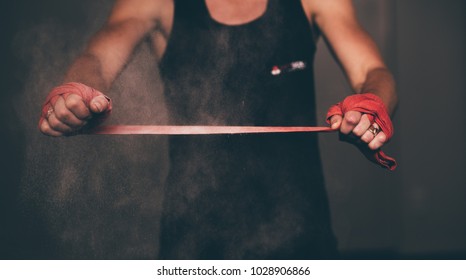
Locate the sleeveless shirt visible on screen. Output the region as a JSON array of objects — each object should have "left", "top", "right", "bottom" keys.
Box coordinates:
[{"left": 158, "top": 0, "right": 337, "bottom": 259}]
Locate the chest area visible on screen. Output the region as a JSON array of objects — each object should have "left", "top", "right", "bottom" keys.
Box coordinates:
[{"left": 151, "top": 0, "right": 315, "bottom": 61}]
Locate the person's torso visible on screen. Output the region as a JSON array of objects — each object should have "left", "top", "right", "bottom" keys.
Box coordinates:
[
  {"left": 158, "top": 0, "right": 319, "bottom": 126},
  {"left": 156, "top": 1, "right": 336, "bottom": 259}
]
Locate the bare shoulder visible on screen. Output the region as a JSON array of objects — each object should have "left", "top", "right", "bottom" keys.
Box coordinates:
[
  {"left": 108, "top": 0, "right": 174, "bottom": 31},
  {"left": 301, "top": 0, "right": 357, "bottom": 26}
]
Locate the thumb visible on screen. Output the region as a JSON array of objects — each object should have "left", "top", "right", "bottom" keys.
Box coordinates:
[
  {"left": 329, "top": 115, "right": 342, "bottom": 130},
  {"left": 89, "top": 95, "right": 111, "bottom": 114}
]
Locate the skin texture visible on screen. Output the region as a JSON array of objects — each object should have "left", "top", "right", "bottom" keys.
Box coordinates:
[{"left": 39, "top": 0, "right": 397, "bottom": 151}]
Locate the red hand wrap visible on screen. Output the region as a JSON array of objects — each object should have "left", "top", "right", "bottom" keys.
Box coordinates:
[
  {"left": 326, "top": 93, "right": 397, "bottom": 171},
  {"left": 39, "top": 82, "right": 112, "bottom": 128}
]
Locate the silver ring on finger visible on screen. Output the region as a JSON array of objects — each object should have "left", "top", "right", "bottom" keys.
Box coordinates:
[
  {"left": 367, "top": 124, "right": 380, "bottom": 138},
  {"left": 46, "top": 106, "right": 54, "bottom": 119}
]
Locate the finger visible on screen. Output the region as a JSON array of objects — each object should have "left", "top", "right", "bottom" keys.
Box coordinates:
[
  {"left": 352, "top": 114, "right": 372, "bottom": 137},
  {"left": 329, "top": 115, "right": 342, "bottom": 129},
  {"left": 361, "top": 123, "right": 379, "bottom": 143},
  {"left": 54, "top": 96, "right": 86, "bottom": 127},
  {"left": 368, "top": 131, "right": 387, "bottom": 150},
  {"left": 89, "top": 95, "right": 110, "bottom": 114},
  {"left": 65, "top": 93, "right": 92, "bottom": 120},
  {"left": 40, "top": 119, "right": 63, "bottom": 137},
  {"left": 47, "top": 111, "right": 73, "bottom": 133},
  {"left": 361, "top": 130, "right": 375, "bottom": 143},
  {"left": 340, "top": 111, "right": 362, "bottom": 135}
]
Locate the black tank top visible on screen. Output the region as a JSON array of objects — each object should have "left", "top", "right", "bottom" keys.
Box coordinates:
[{"left": 158, "top": 0, "right": 337, "bottom": 259}]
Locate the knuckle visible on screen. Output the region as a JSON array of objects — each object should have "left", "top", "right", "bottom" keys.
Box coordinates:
[
  {"left": 330, "top": 116, "right": 341, "bottom": 125},
  {"left": 39, "top": 122, "right": 49, "bottom": 134},
  {"left": 95, "top": 95, "right": 106, "bottom": 102},
  {"left": 352, "top": 127, "right": 364, "bottom": 137},
  {"left": 361, "top": 114, "right": 371, "bottom": 123},
  {"left": 361, "top": 133, "right": 372, "bottom": 143},
  {"left": 53, "top": 107, "right": 68, "bottom": 121},
  {"left": 40, "top": 127, "right": 50, "bottom": 135},
  {"left": 65, "top": 96, "right": 83, "bottom": 110},
  {"left": 339, "top": 123, "right": 351, "bottom": 134},
  {"left": 40, "top": 124, "right": 58, "bottom": 137},
  {"left": 344, "top": 114, "right": 359, "bottom": 125},
  {"left": 370, "top": 142, "right": 381, "bottom": 150},
  {"left": 377, "top": 133, "right": 387, "bottom": 143},
  {"left": 362, "top": 119, "right": 371, "bottom": 128},
  {"left": 96, "top": 97, "right": 109, "bottom": 109},
  {"left": 48, "top": 119, "right": 60, "bottom": 130}
]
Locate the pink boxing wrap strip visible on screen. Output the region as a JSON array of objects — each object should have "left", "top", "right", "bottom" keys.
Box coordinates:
[
  {"left": 326, "top": 93, "right": 397, "bottom": 171},
  {"left": 89, "top": 125, "right": 335, "bottom": 135},
  {"left": 39, "top": 82, "right": 112, "bottom": 128}
]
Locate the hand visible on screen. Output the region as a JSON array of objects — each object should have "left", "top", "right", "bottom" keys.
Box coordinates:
[
  {"left": 39, "top": 83, "right": 111, "bottom": 137},
  {"left": 329, "top": 111, "right": 387, "bottom": 150}
]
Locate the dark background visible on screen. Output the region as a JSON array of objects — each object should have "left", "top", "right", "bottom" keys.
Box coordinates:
[{"left": 1, "top": 0, "right": 465, "bottom": 259}]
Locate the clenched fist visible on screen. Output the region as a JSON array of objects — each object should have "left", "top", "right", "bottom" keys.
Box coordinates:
[
  {"left": 329, "top": 111, "right": 387, "bottom": 150},
  {"left": 326, "top": 93, "right": 394, "bottom": 150},
  {"left": 39, "top": 82, "right": 112, "bottom": 136}
]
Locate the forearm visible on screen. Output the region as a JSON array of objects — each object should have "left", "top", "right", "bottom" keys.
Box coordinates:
[
  {"left": 63, "top": 52, "right": 111, "bottom": 93},
  {"left": 355, "top": 67, "right": 398, "bottom": 115},
  {"left": 62, "top": 17, "right": 157, "bottom": 93}
]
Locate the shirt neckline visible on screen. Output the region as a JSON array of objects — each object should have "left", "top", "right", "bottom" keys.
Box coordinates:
[{"left": 202, "top": 0, "right": 271, "bottom": 27}]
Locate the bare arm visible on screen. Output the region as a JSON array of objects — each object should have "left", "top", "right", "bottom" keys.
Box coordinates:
[
  {"left": 40, "top": 0, "right": 168, "bottom": 136},
  {"left": 63, "top": 0, "right": 164, "bottom": 92},
  {"left": 304, "top": 0, "right": 398, "bottom": 149}
]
